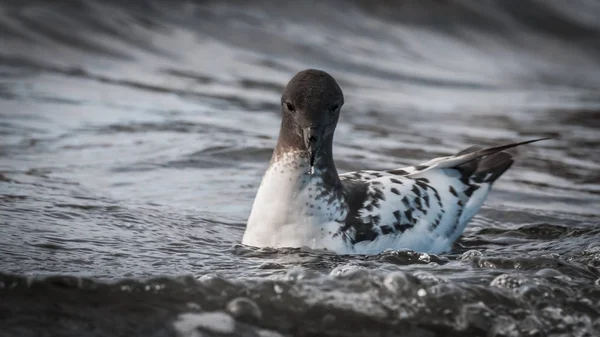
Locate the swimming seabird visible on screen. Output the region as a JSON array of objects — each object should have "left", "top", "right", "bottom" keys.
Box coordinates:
[{"left": 242, "top": 69, "right": 546, "bottom": 254}]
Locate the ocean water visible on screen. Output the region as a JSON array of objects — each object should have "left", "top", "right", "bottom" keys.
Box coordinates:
[{"left": 1, "top": 1, "right": 599, "bottom": 336}]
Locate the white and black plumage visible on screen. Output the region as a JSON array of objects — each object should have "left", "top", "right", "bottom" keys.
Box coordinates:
[{"left": 242, "top": 69, "right": 546, "bottom": 254}]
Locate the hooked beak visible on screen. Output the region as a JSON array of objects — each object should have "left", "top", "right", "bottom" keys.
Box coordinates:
[{"left": 302, "top": 127, "right": 320, "bottom": 174}]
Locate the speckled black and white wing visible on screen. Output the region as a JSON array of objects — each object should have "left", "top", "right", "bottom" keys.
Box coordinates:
[
  {"left": 338, "top": 169, "right": 470, "bottom": 254},
  {"left": 337, "top": 139, "right": 546, "bottom": 254}
]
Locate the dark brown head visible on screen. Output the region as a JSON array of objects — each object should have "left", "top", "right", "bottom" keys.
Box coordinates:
[{"left": 277, "top": 69, "right": 344, "bottom": 171}]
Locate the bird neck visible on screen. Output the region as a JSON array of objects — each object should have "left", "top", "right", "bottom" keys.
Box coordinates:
[
  {"left": 273, "top": 139, "right": 339, "bottom": 187},
  {"left": 270, "top": 148, "right": 341, "bottom": 187}
]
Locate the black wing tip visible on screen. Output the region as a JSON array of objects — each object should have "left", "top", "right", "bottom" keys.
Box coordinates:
[
  {"left": 471, "top": 152, "right": 514, "bottom": 183},
  {"left": 466, "top": 137, "right": 549, "bottom": 158},
  {"left": 517, "top": 137, "right": 552, "bottom": 145},
  {"left": 455, "top": 137, "right": 549, "bottom": 157},
  {"left": 489, "top": 136, "right": 550, "bottom": 149},
  {"left": 456, "top": 137, "right": 548, "bottom": 184}
]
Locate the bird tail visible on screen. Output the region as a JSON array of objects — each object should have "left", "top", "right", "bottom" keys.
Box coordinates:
[{"left": 409, "top": 138, "right": 548, "bottom": 182}]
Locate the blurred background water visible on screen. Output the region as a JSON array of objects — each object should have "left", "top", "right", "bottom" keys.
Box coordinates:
[{"left": 1, "top": 1, "right": 599, "bottom": 336}]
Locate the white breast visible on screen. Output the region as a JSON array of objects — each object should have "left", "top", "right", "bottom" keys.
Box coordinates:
[{"left": 243, "top": 153, "right": 348, "bottom": 252}]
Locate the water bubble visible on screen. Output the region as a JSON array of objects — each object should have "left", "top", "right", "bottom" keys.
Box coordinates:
[
  {"left": 456, "top": 302, "right": 495, "bottom": 331},
  {"left": 541, "top": 253, "right": 560, "bottom": 259},
  {"left": 519, "top": 315, "right": 543, "bottom": 337},
  {"left": 490, "top": 273, "right": 526, "bottom": 289},
  {"left": 593, "top": 317, "right": 600, "bottom": 332},
  {"left": 489, "top": 315, "right": 519, "bottom": 337},
  {"left": 258, "top": 262, "right": 285, "bottom": 270},
  {"left": 322, "top": 313, "right": 336, "bottom": 326},
  {"left": 535, "top": 268, "right": 571, "bottom": 281},
  {"left": 398, "top": 309, "right": 410, "bottom": 319},
  {"left": 534, "top": 268, "right": 562, "bottom": 277},
  {"left": 541, "top": 306, "right": 564, "bottom": 321},
  {"left": 283, "top": 267, "right": 319, "bottom": 282},
  {"left": 186, "top": 302, "right": 201, "bottom": 310},
  {"left": 198, "top": 274, "right": 230, "bottom": 288},
  {"left": 418, "top": 253, "right": 430, "bottom": 263},
  {"left": 591, "top": 253, "right": 600, "bottom": 267},
  {"left": 197, "top": 273, "right": 221, "bottom": 282},
  {"left": 226, "top": 297, "right": 262, "bottom": 322},
  {"left": 417, "top": 288, "right": 427, "bottom": 297},
  {"left": 584, "top": 242, "right": 600, "bottom": 254},
  {"left": 197, "top": 274, "right": 234, "bottom": 298},
  {"left": 460, "top": 250, "right": 483, "bottom": 261},
  {"left": 383, "top": 271, "right": 413, "bottom": 294},
  {"left": 329, "top": 264, "right": 369, "bottom": 279},
  {"left": 273, "top": 283, "right": 283, "bottom": 294},
  {"left": 517, "top": 284, "right": 549, "bottom": 301},
  {"left": 413, "top": 271, "right": 444, "bottom": 285}
]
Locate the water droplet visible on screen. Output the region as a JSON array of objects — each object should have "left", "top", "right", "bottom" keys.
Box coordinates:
[
  {"left": 417, "top": 288, "right": 427, "bottom": 297},
  {"left": 226, "top": 297, "right": 262, "bottom": 322},
  {"left": 198, "top": 274, "right": 220, "bottom": 282},
  {"left": 330, "top": 264, "right": 369, "bottom": 279},
  {"left": 535, "top": 268, "right": 571, "bottom": 281},
  {"left": 488, "top": 315, "right": 519, "bottom": 337},
  {"left": 186, "top": 302, "right": 201, "bottom": 310},
  {"left": 585, "top": 242, "right": 600, "bottom": 254},
  {"left": 383, "top": 271, "right": 413, "bottom": 294},
  {"left": 322, "top": 313, "right": 336, "bottom": 326},
  {"left": 517, "top": 283, "right": 546, "bottom": 301},
  {"left": 413, "top": 270, "right": 444, "bottom": 285},
  {"left": 284, "top": 267, "right": 318, "bottom": 282},
  {"left": 534, "top": 268, "right": 562, "bottom": 277},
  {"left": 273, "top": 283, "right": 283, "bottom": 294},
  {"left": 398, "top": 309, "right": 410, "bottom": 319},
  {"left": 258, "top": 262, "right": 285, "bottom": 270},
  {"left": 197, "top": 274, "right": 233, "bottom": 292},
  {"left": 460, "top": 250, "right": 483, "bottom": 261},
  {"left": 541, "top": 306, "right": 564, "bottom": 321}
]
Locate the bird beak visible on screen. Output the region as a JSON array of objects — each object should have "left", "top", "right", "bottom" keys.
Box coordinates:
[{"left": 302, "top": 127, "right": 319, "bottom": 174}]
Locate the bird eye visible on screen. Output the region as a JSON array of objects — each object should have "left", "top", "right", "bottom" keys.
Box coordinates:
[
  {"left": 331, "top": 104, "right": 339, "bottom": 112},
  {"left": 284, "top": 101, "right": 295, "bottom": 112}
]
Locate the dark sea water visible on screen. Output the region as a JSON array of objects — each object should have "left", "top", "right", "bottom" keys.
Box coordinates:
[{"left": 1, "top": 1, "right": 600, "bottom": 336}]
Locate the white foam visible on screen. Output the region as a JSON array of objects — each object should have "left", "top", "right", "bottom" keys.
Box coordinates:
[
  {"left": 257, "top": 329, "right": 285, "bottom": 337},
  {"left": 173, "top": 312, "right": 235, "bottom": 336}
]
